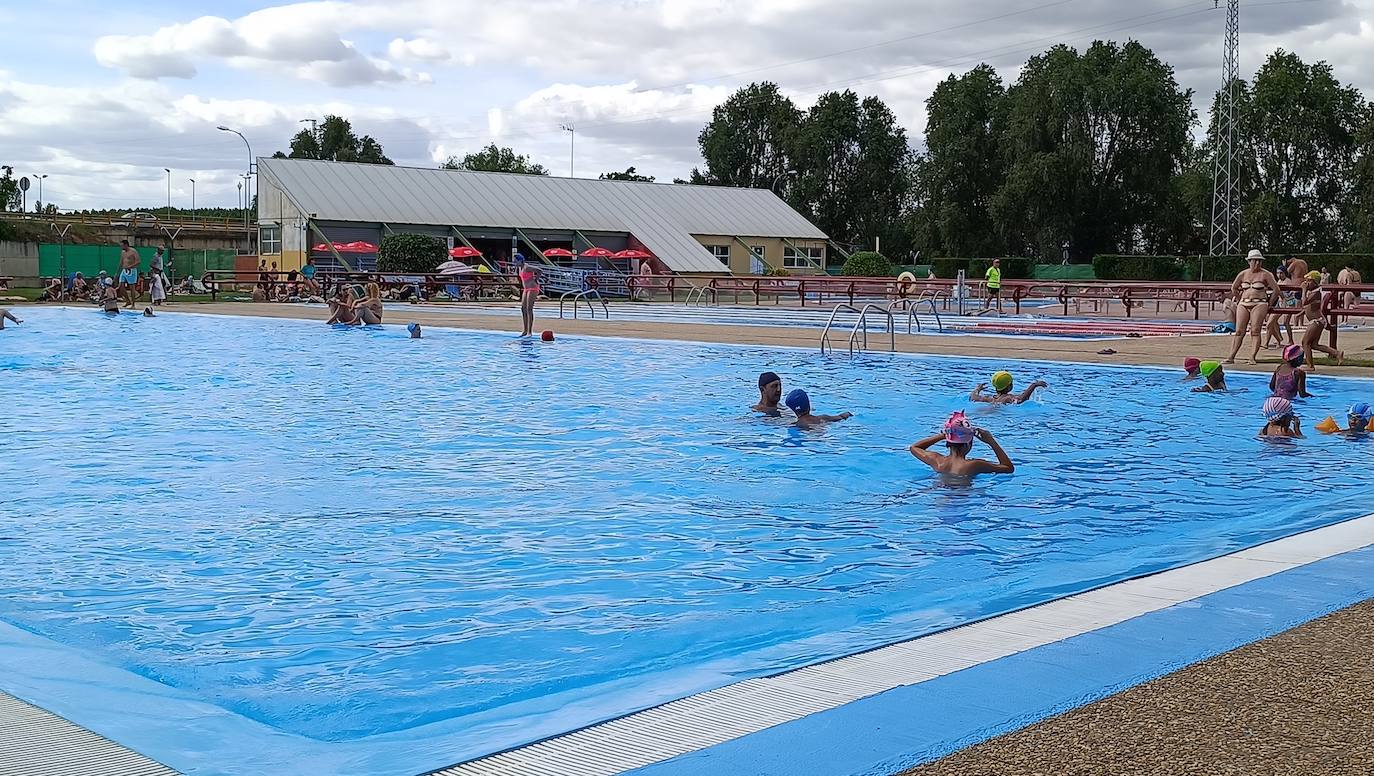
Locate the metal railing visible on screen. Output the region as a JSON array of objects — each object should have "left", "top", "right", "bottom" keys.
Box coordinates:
[
  {"left": 820, "top": 303, "right": 895, "bottom": 355},
  {"left": 559, "top": 289, "right": 609, "bottom": 319},
  {"left": 888, "top": 296, "right": 944, "bottom": 334},
  {"left": 683, "top": 285, "right": 717, "bottom": 307}
]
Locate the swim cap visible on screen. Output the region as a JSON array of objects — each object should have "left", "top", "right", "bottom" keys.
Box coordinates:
[
  {"left": 406, "top": 322, "right": 418, "bottom": 334},
  {"left": 943, "top": 411, "right": 975, "bottom": 445},
  {"left": 991, "top": 371, "right": 1013, "bottom": 392},
  {"left": 1263, "top": 396, "right": 1294, "bottom": 421},
  {"left": 513, "top": 253, "right": 526, "bottom": 264},
  {"left": 784, "top": 389, "right": 810, "bottom": 415},
  {"left": 1350, "top": 402, "right": 1373, "bottom": 423},
  {"left": 1282, "top": 345, "right": 1303, "bottom": 364},
  {"left": 758, "top": 371, "right": 781, "bottom": 389},
  {"left": 1183, "top": 357, "right": 1201, "bottom": 374},
  {"left": 1199, "top": 360, "right": 1221, "bottom": 378},
  {"left": 1305, "top": 270, "right": 1321, "bottom": 281}
]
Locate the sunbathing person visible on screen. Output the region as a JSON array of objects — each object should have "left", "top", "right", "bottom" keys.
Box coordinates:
[
  {"left": 971, "top": 371, "right": 1047, "bottom": 405},
  {"left": 909, "top": 410, "right": 1015, "bottom": 477},
  {"left": 351, "top": 282, "right": 384, "bottom": 325},
  {"left": 1259, "top": 396, "right": 1303, "bottom": 439},
  {"left": 785, "top": 389, "right": 851, "bottom": 428},
  {"left": 753, "top": 371, "right": 783, "bottom": 416},
  {"left": 326, "top": 285, "right": 357, "bottom": 324}
]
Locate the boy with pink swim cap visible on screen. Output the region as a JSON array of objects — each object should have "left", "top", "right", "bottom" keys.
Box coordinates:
[{"left": 909, "top": 411, "right": 1015, "bottom": 478}]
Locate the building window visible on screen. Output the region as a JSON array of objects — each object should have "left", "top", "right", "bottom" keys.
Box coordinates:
[
  {"left": 260, "top": 224, "right": 282, "bottom": 255},
  {"left": 709, "top": 244, "right": 730, "bottom": 266},
  {"left": 783, "top": 246, "right": 823, "bottom": 269}
]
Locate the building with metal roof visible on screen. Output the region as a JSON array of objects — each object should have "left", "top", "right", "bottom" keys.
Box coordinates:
[{"left": 255, "top": 157, "right": 830, "bottom": 275}]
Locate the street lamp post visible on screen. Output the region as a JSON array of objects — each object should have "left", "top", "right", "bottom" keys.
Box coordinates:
[
  {"left": 559, "top": 123, "right": 574, "bottom": 177},
  {"left": 164, "top": 168, "right": 171, "bottom": 220},
  {"left": 190, "top": 178, "right": 196, "bottom": 221},
  {"left": 36, "top": 174, "right": 48, "bottom": 212},
  {"left": 217, "top": 126, "right": 254, "bottom": 243}
]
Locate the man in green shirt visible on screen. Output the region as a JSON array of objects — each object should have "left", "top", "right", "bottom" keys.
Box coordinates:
[{"left": 983, "top": 258, "right": 1003, "bottom": 313}]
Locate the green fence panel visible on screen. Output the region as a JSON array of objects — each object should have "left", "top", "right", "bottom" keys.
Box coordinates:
[
  {"left": 39, "top": 244, "right": 167, "bottom": 278},
  {"left": 1031, "top": 264, "right": 1097, "bottom": 280}
]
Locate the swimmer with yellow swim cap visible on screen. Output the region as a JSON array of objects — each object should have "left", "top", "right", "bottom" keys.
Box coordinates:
[
  {"left": 970, "top": 370, "right": 1048, "bottom": 405},
  {"left": 1191, "top": 360, "right": 1228, "bottom": 393}
]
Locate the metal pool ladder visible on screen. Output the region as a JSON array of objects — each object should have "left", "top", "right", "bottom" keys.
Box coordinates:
[
  {"left": 558, "top": 290, "right": 609, "bottom": 319},
  {"left": 820, "top": 303, "right": 895, "bottom": 355},
  {"left": 683, "top": 285, "right": 717, "bottom": 307},
  {"left": 888, "top": 294, "right": 945, "bottom": 334}
]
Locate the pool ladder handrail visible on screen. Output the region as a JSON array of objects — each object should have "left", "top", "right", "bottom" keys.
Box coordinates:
[
  {"left": 683, "top": 285, "right": 717, "bottom": 307},
  {"left": 820, "top": 303, "right": 895, "bottom": 355},
  {"left": 558, "top": 289, "right": 609, "bottom": 319},
  {"left": 888, "top": 294, "right": 945, "bottom": 334}
]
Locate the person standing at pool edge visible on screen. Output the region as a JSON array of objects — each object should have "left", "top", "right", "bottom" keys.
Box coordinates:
[
  {"left": 909, "top": 411, "right": 1015, "bottom": 477},
  {"left": 0, "top": 308, "right": 21, "bottom": 329},
  {"left": 118, "top": 239, "right": 141, "bottom": 309},
  {"left": 983, "top": 258, "right": 1003, "bottom": 314},
  {"left": 1298, "top": 271, "right": 1343, "bottom": 368},
  {"left": 753, "top": 372, "right": 783, "bottom": 416},
  {"left": 516, "top": 253, "right": 540, "bottom": 337},
  {"left": 1226, "top": 250, "right": 1279, "bottom": 365},
  {"left": 785, "top": 389, "right": 851, "bottom": 428}
]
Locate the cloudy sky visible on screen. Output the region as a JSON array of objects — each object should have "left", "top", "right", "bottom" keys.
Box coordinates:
[{"left": 2, "top": 0, "right": 1371, "bottom": 210}]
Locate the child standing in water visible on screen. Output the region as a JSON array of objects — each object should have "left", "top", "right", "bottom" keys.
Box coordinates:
[
  {"left": 784, "top": 389, "right": 851, "bottom": 428},
  {"left": 909, "top": 411, "right": 1015, "bottom": 477},
  {"left": 1269, "top": 345, "right": 1312, "bottom": 400},
  {"left": 1192, "top": 361, "right": 1228, "bottom": 392},
  {"left": 1259, "top": 397, "right": 1303, "bottom": 438}
]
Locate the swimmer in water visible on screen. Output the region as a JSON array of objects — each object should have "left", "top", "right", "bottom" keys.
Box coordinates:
[
  {"left": 971, "top": 371, "right": 1047, "bottom": 405},
  {"left": 1259, "top": 396, "right": 1303, "bottom": 438},
  {"left": 1192, "top": 360, "right": 1227, "bottom": 392},
  {"left": 785, "top": 389, "right": 852, "bottom": 428},
  {"left": 1338, "top": 403, "right": 1373, "bottom": 434},
  {"left": 101, "top": 279, "right": 120, "bottom": 313},
  {"left": 142, "top": 307, "right": 155, "bottom": 318},
  {"left": 753, "top": 371, "right": 783, "bottom": 415},
  {"left": 0, "top": 308, "right": 20, "bottom": 329},
  {"left": 1182, "top": 357, "right": 1202, "bottom": 381},
  {"left": 408, "top": 322, "right": 422, "bottom": 339},
  {"left": 909, "top": 410, "right": 1015, "bottom": 477},
  {"left": 1269, "top": 345, "right": 1312, "bottom": 400}
]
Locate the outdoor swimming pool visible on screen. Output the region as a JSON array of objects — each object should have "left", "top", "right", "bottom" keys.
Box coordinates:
[{"left": 2, "top": 306, "right": 1372, "bottom": 774}]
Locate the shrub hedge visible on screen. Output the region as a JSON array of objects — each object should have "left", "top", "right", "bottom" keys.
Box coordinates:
[
  {"left": 841, "top": 251, "right": 894, "bottom": 277},
  {"left": 1095, "top": 253, "right": 1374, "bottom": 282},
  {"left": 1092, "top": 255, "right": 1185, "bottom": 281},
  {"left": 378, "top": 233, "right": 446, "bottom": 274}
]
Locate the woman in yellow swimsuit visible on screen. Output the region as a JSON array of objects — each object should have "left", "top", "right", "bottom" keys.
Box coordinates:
[{"left": 1226, "top": 249, "right": 1279, "bottom": 365}]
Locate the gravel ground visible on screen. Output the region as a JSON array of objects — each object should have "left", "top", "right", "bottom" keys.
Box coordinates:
[{"left": 903, "top": 600, "right": 1374, "bottom": 776}]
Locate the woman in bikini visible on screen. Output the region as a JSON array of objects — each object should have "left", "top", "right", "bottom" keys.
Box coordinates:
[
  {"left": 1298, "top": 272, "right": 1344, "bottom": 369},
  {"left": 515, "top": 253, "right": 540, "bottom": 337},
  {"left": 1226, "top": 249, "right": 1279, "bottom": 365},
  {"left": 351, "top": 282, "right": 384, "bottom": 325},
  {"left": 326, "top": 285, "right": 357, "bottom": 324}
]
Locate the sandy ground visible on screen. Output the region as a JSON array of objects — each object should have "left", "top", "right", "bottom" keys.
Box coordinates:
[
  {"left": 168, "top": 300, "right": 1374, "bottom": 377},
  {"left": 903, "top": 600, "right": 1374, "bottom": 776}
]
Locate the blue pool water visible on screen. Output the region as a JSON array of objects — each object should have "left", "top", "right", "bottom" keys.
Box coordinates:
[{"left": 1, "top": 307, "right": 1371, "bottom": 768}]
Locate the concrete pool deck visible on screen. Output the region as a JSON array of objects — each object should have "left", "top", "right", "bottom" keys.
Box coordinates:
[{"left": 169, "top": 300, "right": 1374, "bottom": 376}]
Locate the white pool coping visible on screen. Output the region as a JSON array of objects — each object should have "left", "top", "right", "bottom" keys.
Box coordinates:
[{"left": 429, "top": 512, "right": 1374, "bottom": 776}]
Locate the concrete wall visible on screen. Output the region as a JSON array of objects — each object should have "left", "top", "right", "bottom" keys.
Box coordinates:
[
  {"left": 0, "top": 241, "right": 40, "bottom": 286},
  {"left": 693, "top": 235, "right": 827, "bottom": 275}
]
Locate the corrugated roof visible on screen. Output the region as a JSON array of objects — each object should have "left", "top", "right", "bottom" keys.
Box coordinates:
[{"left": 257, "top": 158, "right": 827, "bottom": 273}]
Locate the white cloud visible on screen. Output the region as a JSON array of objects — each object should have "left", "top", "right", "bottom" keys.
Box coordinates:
[{"left": 387, "top": 37, "right": 474, "bottom": 65}]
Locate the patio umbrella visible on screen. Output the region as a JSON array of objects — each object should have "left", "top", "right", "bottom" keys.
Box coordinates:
[
  {"left": 436, "top": 259, "right": 476, "bottom": 275},
  {"left": 543, "top": 248, "right": 575, "bottom": 258},
  {"left": 449, "top": 246, "right": 482, "bottom": 258},
  {"left": 579, "top": 247, "right": 615, "bottom": 258},
  {"left": 340, "top": 241, "right": 379, "bottom": 253},
  {"left": 612, "top": 249, "right": 652, "bottom": 259}
]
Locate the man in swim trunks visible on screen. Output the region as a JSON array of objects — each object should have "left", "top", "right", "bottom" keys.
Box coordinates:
[
  {"left": 0, "top": 308, "right": 21, "bottom": 329},
  {"left": 909, "top": 410, "right": 1015, "bottom": 477},
  {"left": 753, "top": 371, "right": 783, "bottom": 415},
  {"left": 971, "top": 371, "right": 1047, "bottom": 405},
  {"left": 118, "top": 239, "right": 141, "bottom": 309},
  {"left": 785, "top": 389, "right": 851, "bottom": 428}
]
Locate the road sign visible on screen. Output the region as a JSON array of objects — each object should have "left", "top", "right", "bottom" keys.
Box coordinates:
[{"left": 18, "top": 176, "right": 29, "bottom": 192}]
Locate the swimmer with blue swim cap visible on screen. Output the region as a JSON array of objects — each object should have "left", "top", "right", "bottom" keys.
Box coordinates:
[
  {"left": 909, "top": 410, "right": 1015, "bottom": 477},
  {"left": 753, "top": 371, "right": 783, "bottom": 416},
  {"left": 407, "top": 322, "right": 422, "bottom": 339},
  {"left": 1346, "top": 402, "right": 1373, "bottom": 433},
  {"left": 971, "top": 370, "right": 1048, "bottom": 405},
  {"left": 785, "top": 388, "right": 852, "bottom": 428}
]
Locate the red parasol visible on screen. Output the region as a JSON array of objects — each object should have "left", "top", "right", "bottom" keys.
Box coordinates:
[
  {"left": 613, "top": 249, "right": 652, "bottom": 259},
  {"left": 579, "top": 247, "right": 615, "bottom": 258},
  {"left": 449, "top": 246, "right": 482, "bottom": 258},
  {"left": 543, "top": 248, "right": 575, "bottom": 257},
  {"left": 340, "top": 241, "right": 379, "bottom": 253}
]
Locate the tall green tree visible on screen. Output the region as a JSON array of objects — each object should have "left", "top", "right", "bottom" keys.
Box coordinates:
[
  {"left": 914, "top": 64, "right": 1007, "bottom": 257},
  {"left": 272, "top": 115, "right": 393, "bottom": 164},
  {"left": 443, "top": 144, "right": 549, "bottom": 175},
  {"left": 993, "top": 41, "right": 1195, "bottom": 259},
  {"left": 599, "top": 166, "right": 655, "bottom": 182},
  {"left": 696, "top": 82, "right": 801, "bottom": 191},
  {"left": 0, "top": 165, "right": 20, "bottom": 212},
  {"left": 1351, "top": 114, "right": 1374, "bottom": 251},
  {"left": 1221, "top": 51, "right": 1368, "bottom": 252}
]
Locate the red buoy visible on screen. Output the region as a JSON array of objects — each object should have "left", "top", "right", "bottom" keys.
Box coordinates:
[{"left": 541, "top": 330, "right": 555, "bottom": 342}]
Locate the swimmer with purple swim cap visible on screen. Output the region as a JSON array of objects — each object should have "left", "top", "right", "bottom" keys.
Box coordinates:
[
  {"left": 785, "top": 389, "right": 852, "bottom": 429},
  {"left": 909, "top": 410, "right": 1015, "bottom": 477}
]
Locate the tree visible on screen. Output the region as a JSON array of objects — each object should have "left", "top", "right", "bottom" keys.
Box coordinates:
[
  {"left": 443, "top": 144, "right": 549, "bottom": 175},
  {"left": 1221, "top": 51, "right": 1368, "bottom": 252},
  {"left": 696, "top": 82, "right": 801, "bottom": 190},
  {"left": 992, "top": 41, "right": 1195, "bottom": 260},
  {"left": 915, "top": 64, "right": 1007, "bottom": 257},
  {"left": 1351, "top": 113, "right": 1374, "bottom": 251},
  {"left": 378, "top": 233, "right": 446, "bottom": 273},
  {"left": 0, "top": 165, "right": 20, "bottom": 212},
  {"left": 273, "top": 115, "right": 393, "bottom": 164},
  {"left": 599, "top": 167, "right": 655, "bottom": 182}
]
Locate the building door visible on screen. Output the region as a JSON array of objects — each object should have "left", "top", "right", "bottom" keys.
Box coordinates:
[{"left": 749, "top": 246, "right": 766, "bottom": 275}]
